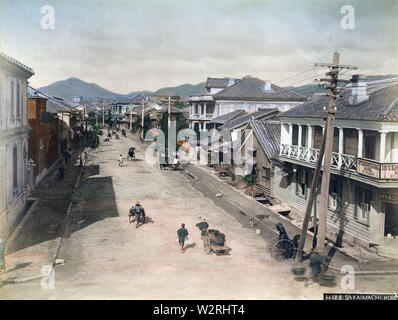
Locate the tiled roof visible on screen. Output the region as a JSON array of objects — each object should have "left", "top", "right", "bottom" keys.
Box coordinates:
[
  {"left": 213, "top": 77, "right": 306, "bottom": 102},
  {"left": 205, "top": 77, "right": 240, "bottom": 88},
  {"left": 250, "top": 119, "right": 281, "bottom": 159},
  {"left": 158, "top": 106, "right": 184, "bottom": 114},
  {"left": 210, "top": 110, "right": 248, "bottom": 125},
  {"left": 0, "top": 51, "right": 34, "bottom": 75},
  {"left": 280, "top": 82, "right": 398, "bottom": 122},
  {"left": 218, "top": 108, "right": 279, "bottom": 130},
  {"left": 28, "top": 86, "right": 71, "bottom": 113},
  {"left": 110, "top": 98, "right": 133, "bottom": 105}
]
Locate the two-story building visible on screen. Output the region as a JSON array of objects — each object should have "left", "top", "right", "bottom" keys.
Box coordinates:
[
  {"left": 276, "top": 75, "right": 398, "bottom": 257},
  {"left": 189, "top": 76, "right": 306, "bottom": 132},
  {"left": 0, "top": 52, "right": 34, "bottom": 239},
  {"left": 188, "top": 77, "right": 240, "bottom": 131},
  {"left": 28, "top": 87, "right": 65, "bottom": 185},
  {"left": 213, "top": 76, "right": 306, "bottom": 118}
]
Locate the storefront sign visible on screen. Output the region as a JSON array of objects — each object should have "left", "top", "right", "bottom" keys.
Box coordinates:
[
  {"left": 380, "top": 163, "right": 398, "bottom": 179},
  {"left": 357, "top": 158, "right": 380, "bottom": 179},
  {"left": 379, "top": 193, "right": 398, "bottom": 201}
]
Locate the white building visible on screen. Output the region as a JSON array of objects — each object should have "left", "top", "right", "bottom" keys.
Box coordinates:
[
  {"left": 188, "top": 77, "right": 240, "bottom": 131},
  {"left": 189, "top": 76, "right": 306, "bottom": 132},
  {"left": 276, "top": 75, "right": 398, "bottom": 257},
  {"left": 0, "top": 52, "right": 34, "bottom": 239}
]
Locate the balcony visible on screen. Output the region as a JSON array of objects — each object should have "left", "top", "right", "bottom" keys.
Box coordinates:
[
  {"left": 188, "top": 94, "right": 214, "bottom": 102},
  {"left": 189, "top": 113, "right": 213, "bottom": 120},
  {"left": 280, "top": 144, "right": 398, "bottom": 181}
]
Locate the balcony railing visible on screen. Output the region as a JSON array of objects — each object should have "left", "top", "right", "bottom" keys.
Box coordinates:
[
  {"left": 188, "top": 94, "right": 214, "bottom": 102},
  {"left": 190, "top": 113, "right": 213, "bottom": 120},
  {"left": 280, "top": 144, "right": 357, "bottom": 171},
  {"left": 280, "top": 143, "right": 398, "bottom": 180}
]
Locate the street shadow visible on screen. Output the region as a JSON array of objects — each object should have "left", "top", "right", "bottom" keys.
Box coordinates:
[
  {"left": 133, "top": 217, "right": 154, "bottom": 229},
  {"left": 144, "top": 216, "right": 155, "bottom": 224},
  {"left": 184, "top": 242, "right": 196, "bottom": 251},
  {"left": 0, "top": 277, "right": 17, "bottom": 289},
  {"left": 324, "top": 202, "right": 348, "bottom": 272},
  {"left": 5, "top": 262, "right": 33, "bottom": 273},
  {"left": 6, "top": 163, "right": 118, "bottom": 254}
]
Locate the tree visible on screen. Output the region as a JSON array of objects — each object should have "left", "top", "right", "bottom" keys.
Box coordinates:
[{"left": 88, "top": 111, "right": 97, "bottom": 126}]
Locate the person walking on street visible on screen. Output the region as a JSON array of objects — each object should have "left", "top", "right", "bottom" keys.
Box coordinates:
[
  {"left": 177, "top": 224, "right": 189, "bottom": 253},
  {"left": 59, "top": 164, "right": 65, "bottom": 181},
  {"left": 129, "top": 201, "right": 146, "bottom": 228},
  {"left": 196, "top": 218, "right": 209, "bottom": 239},
  {"left": 79, "top": 153, "right": 83, "bottom": 168},
  {"left": 63, "top": 150, "right": 71, "bottom": 164},
  {"left": 309, "top": 248, "right": 324, "bottom": 282},
  {"left": 118, "top": 154, "right": 123, "bottom": 167}
]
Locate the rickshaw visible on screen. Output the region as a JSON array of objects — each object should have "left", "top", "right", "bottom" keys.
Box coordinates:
[{"left": 202, "top": 229, "right": 230, "bottom": 255}]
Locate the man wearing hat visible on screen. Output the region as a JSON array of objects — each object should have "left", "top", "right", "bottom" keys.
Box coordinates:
[{"left": 129, "top": 201, "right": 146, "bottom": 228}]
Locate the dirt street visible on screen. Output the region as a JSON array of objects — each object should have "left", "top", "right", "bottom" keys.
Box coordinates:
[{"left": 1, "top": 133, "right": 396, "bottom": 299}]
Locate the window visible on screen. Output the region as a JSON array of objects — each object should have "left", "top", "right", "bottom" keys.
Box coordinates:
[
  {"left": 264, "top": 167, "right": 271, "bottom": 180},
  {"left": 295, "top": 168, "right": 308, "bottom": 198},
  {"left": 354, "top": 186, "right": 372, "bottom": 224},
  {"left": 13, "top": 145, "right": 18, "bottom": 192},
  {"left": 16, "top": 81, "right": 21, "bottom": 118},
  {"left": 328, "top": 179, "right": 342, "bottom": 211},
  {"left": 10, "top": 78, "right": 15, "bottom": 119}
]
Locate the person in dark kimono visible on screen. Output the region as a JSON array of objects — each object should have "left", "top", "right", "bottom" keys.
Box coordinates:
[
  {"left": 309, "top": 249, "right": 324, "bottom": 281},
  {"left": 196, "top": 218, "right": 209, "bottom": 239},
  {"left": 58, "top": 164, "right": 65, "bottom": 181},
  {"left": 177, "top": 224, "right": 189, "bottom": 253}
]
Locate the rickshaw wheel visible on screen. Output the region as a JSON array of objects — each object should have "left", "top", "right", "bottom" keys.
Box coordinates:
[{"left": 272, "top": 239, "right": 296, "bottom": 261}]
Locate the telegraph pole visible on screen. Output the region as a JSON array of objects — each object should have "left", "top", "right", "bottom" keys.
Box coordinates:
[
  {"left": 102, "top": 101, "right": 105, "bottom": 127},
  {"left": 141, "top": 97, "right": 145, "bottom": 141},
  {"left": 314, "top": 52, "right": 357, "bottom": 254},
  {"left": 168, "top": 96, "right": 171, "bottom": 130},
  {"left": 295, "top": 131, "right": 326, "bottom": 261}
]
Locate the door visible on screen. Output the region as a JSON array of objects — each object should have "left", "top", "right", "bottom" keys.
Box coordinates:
[{"left": 384, "top": 203, "right": 398, "bottom": 237}]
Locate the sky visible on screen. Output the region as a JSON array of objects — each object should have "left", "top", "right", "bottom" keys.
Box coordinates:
[{"left": 0, "top": 0, "right": 397, "bottom": 93}]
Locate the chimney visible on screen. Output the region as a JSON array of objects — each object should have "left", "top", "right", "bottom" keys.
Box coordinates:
[
  {"left": 264, "top": 80, "right": 272, "bottom": 91},
  {"left": 348, "top": 75, "right": 369, "bottom": 105}
]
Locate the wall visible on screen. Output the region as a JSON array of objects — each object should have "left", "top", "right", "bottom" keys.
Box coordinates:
[
  {"left": 273, "top": 165, "right": 372, "bottom": 248},
  {"left": 215, "top": 100, "right": 301, "bottom": 117},
  {"left": 28, "top": 98, "right": 59, "bottom": 184},
  {"left": 0, "top": 63, "right": 32, "bottom": 239}
]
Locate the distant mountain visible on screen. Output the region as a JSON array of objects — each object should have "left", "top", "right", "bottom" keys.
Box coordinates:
[
  {"left": 39, "top": 74, "right": 397, "bottom": 101},
  {"left": 39, "top": 77, "right": 206, "bottom": 101},
  {"left": 38, "top": 77, "right": 124, "bottom": 100},
  {"left": 152, "top": 83, "right": 206, "bottom": 97}
]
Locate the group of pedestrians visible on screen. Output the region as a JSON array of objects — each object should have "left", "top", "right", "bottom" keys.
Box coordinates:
[
  {"left": 58, "top": 148, "right": 88, "bottom": 181},
  {"left": 177, "top": 218, "right": 209, "bottom": 253}
]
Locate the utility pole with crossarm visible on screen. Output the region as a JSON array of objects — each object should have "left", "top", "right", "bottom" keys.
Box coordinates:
[{"left": 295, "top": 52, "right": 357, "bottom": 261}]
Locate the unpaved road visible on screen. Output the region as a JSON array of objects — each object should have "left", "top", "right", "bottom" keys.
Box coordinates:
[{"left": 1, "top": 133, "right": 396, "bottom": 299}]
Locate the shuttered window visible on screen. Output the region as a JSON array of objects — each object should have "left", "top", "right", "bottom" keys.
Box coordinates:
[
  {"left": 354, "top": 185, "right": 371, "bottom": 225},
  {"left": 295, "top": 168, "right": 308, "bottom": 198},
  {"left": 328, "top": 179, "right": 342, "bottom": 211}
]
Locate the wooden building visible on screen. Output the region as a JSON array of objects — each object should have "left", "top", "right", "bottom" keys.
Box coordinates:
[{"left": 275, "top": 75, "right": 398, "bottom": 257}]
